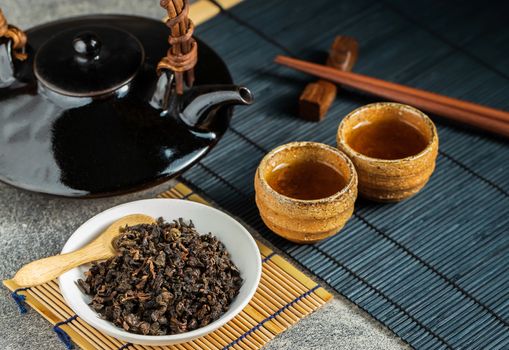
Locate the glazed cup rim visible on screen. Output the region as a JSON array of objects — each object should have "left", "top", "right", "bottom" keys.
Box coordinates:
[
  {"left": 337, "top": 102, "right": 438, "bottom": 163},
  {"left": 256, "top": 141, "right": 357, "bottom": 204}
]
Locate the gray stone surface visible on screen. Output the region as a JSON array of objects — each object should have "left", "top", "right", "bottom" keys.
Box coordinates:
[{"left": 0, "top": 1, "right": 407, "bottom": 349}]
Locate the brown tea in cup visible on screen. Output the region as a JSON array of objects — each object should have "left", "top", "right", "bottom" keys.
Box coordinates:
[
  {"left": 347, "top": 118, "right": 428, "bottom": 160},
  {"left": 266, "top": 160, "right": 346, "bottom": 200}
]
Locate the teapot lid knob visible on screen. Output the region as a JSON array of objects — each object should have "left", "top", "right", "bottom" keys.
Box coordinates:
[{"left": 72, "top": 32, "right": 102, "bottom": 60}]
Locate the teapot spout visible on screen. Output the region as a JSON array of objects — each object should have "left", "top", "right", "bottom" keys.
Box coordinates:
[{"left": 180, "top": 85, "right": 253, "bottom": 130}]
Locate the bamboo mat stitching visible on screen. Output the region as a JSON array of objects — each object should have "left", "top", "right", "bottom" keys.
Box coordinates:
[
  {"left": 438, "top": 151, "right": 509, "bottom": 197},
  {"left": 206, "top": 0, "right": 294, "bottom": 56},
  {"left": 54, "top": 315, "right": 79, "bottom": 350},
  {"left": 286, "top": 238, "right": 454, "bottom": 348},
  {"left": 379, "top": 0, "right": 509, "bottom": 81},
  {"left": 222, "top": 285, "right": 320, "bottom": 349},
  {"left": 261, "top": 252, "right": 276, "bottom": 263},
  {"left": 11, "top": 287, "right": 29, "bottom": 313},
  {"left": 353, "top": 212, "right": 509, "bottom": 327}
]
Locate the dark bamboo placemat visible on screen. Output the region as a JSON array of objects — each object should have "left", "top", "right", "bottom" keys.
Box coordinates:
[
  {"left": 179, "top": 1, "right": 509, "bottom": 349},
  {"left": 4, "top": 182, "right": 332, "bottom": 350}
]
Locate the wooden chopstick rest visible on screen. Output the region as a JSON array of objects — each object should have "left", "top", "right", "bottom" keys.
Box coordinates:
[{"left": 298, "top": 36, "right": 358, "bottom": 121}]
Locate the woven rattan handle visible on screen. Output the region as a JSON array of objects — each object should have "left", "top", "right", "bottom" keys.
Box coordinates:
[
  {"left": 0, "top": 8, "right": 27, "bottom": 61},
  {"left": 157, "top": 0, "right": 197, "bottom": 95}
]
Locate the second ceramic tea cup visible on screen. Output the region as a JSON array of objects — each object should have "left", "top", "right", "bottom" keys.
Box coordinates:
[
  {"left": 255, "top": 142, "right": 357, "bottom": 244},
  {"left": 337, "top": 102, "right": 438, "bottom": 202}
]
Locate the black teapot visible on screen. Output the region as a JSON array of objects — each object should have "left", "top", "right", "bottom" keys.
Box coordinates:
[{"left": 0, "top": 11, "right": 253, "bottom": 197}]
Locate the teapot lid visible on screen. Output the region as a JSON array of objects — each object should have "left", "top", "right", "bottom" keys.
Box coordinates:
[{"left": 34, "top": 25, "right": 144, "bottom": 97}]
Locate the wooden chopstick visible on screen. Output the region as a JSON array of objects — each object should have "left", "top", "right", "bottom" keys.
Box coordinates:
[{"left": 274, "top": 55, "right": 509, "bottom": 137}]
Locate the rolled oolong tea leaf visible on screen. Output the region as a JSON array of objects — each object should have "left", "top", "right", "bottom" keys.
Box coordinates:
[{"left": 77, "top": 218, "right": 243, "bottom": 335}]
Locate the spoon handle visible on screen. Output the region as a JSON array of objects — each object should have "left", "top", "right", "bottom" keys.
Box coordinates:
[{"left": 11, "top": 240, "right": 113, "bottom": 287}]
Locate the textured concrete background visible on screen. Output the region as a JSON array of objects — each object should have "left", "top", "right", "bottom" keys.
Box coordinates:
[{"left": 0, "top": 1, "right": 407, "bottom": 349}]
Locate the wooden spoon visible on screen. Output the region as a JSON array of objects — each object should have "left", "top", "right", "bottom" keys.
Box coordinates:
[{"left": 11, "top": 214, "right": 156, "bottom": 287}]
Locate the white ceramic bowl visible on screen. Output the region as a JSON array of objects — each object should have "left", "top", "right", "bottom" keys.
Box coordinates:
[{"left": 58, "top": 198, "right": 261, "bottom": 346}]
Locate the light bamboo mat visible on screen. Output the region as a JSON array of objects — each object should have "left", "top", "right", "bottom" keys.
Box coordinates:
[
  {"left": 182, "top": 0, "right": 242, "bottom": 26},
  {"left": 4, "top": 181, "right": 332, "bottom": 350}
]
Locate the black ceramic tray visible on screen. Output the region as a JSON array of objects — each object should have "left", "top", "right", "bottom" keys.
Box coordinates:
[{"left": 0, "top": 15, "right": 233, "bottom": 197}]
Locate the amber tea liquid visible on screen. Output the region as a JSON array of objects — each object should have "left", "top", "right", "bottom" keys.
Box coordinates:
[
  {"left": 347, "top": 118, "right": 428, "bottom": 160},
  {"left": 266, "top": 160, "right": 346, "bottom": 200}
]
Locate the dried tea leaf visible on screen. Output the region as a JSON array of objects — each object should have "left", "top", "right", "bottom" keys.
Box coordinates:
[{"left": 77, "top": 217, "right": 243, "bottom": 335}]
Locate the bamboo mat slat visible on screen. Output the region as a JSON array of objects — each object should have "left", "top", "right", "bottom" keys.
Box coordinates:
[
  {"left": 3, "top": 181, "right": 332, "bottom": 350},
  {"left": 188, "top": 0, "right": 242, "bottom": 26}
]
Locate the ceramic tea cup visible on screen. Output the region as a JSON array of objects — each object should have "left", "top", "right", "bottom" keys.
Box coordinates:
[
  {"left": 254, "top": 142, "right": 358, "bottom": 244},
  {"left": 337, "top": 102, "right": 438, "bottom": 202}
]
